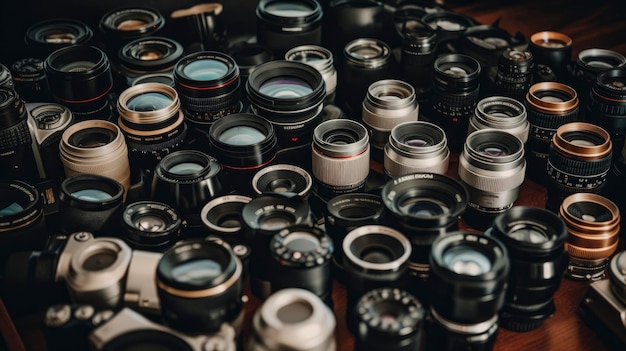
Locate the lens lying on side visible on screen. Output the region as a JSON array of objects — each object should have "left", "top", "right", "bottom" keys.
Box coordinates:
[
  {"left": 559, "top": 193, "right": 621, "bottom": 281},
  {"left": 121, "top": 201, "right": 182, "bottom": 251},
  {"left": 252, "top": 164, "right": 313, "bottom": 199},
  {"left": 469, "top": 96, "right": 530, "bottom": 143},
  {"left": 0, "top": 87, "right": 38, "bottom": 181},
  {"left": 24, "top": 19, "right": 93, "bottom": 58},
  {"left": 286, "top": 45, "right": 337, "bottom": 103},
  {"left": 486, "top": 206, "right": 569, "bottom": 332}
]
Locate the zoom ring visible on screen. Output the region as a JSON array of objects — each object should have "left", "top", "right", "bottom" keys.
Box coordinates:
[
  {"left": 589, "top": 98, "right": 626, "bottom": 117},
  {"left": 126, "top": 124, "right": 187, "bottom": 158},
  {"left": 526, "top": 108, "right": 579, "bottom": 131},
  {"left": 547, "top": 151, "right": 612, "bottom": 176},
  {"left": 0, "top": 120, "right": 32, "bottom": 150},
  {"left": 180, "top": 95, "right": 241, "bottom": 121},
  {"left": 432, "top": 90, "right": 479, "bottom": 119}
]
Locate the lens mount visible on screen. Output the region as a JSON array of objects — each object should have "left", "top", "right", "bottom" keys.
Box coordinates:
[
  {"left": 342, "top": 225, "right": 412, "bottom": 275},
  {"left": 200, "top": 195, "right": 252, "bottom": 240},
  {"left": 252, "top": 164, "right": 312, "bottom": 198}
]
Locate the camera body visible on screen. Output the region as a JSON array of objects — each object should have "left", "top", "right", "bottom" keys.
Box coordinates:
[{"left": 580, "top": 279, "right": 626, "bottom": 346}]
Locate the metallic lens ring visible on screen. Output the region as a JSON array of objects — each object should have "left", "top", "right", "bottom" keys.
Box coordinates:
[
  {"left": 430, "top": 307, "right": 499, "bottom": 336},
  {"left": 285, "top": 45, "right": 337, "bottom": 95},
  {"left": 470, "top": 96, "right": 529, "bottom": 143},
  {"left": 342, "top": 225, "right": 412, "bottom": 273},
  {"left": 552, "top": 122, "right": 612, "bottom": 160},
  {"left": 577, "top": 48, "right": 626, "bottom": 70},
  {"left": 344, "top": 38, "right": 391, "bottom": 69},
  {"left": 362, "top": 79, "right": 419, "bottom": 131},
  {"left": 560, "top": 193, "right": 620, "bottom": 235},
  {"left": 117, "top": 83, "right": 181, "bottom": 125},
  {"left": 312, "top": 119, "right": 369, "bottom": 157},
  {"left": 252, "top": 164, "right": 312, "bottom": 197},
  {"left": 526, "top": 82, "right": 579, "bottom": 113},
  {"left": 200, "top": 195, "right": 252, "bottom": 234},
  {"left": 529, "top": 31, "right": 573, "bottom": 48}
]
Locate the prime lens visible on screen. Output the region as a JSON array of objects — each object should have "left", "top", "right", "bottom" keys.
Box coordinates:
[
  {"left": 24, "top": 19, "right": 93, "bottom": 59},
  {"left": 398, "top": 17, "right": 438, "bottom": 94},
  {"left": 0, "top": 87, "right": 38, "bottom": 181},
  {"left": 469, "top": 96, "right": 530, "bottom": 143},
  {"left": 121, "top": 201, "right": 182, "bottom": 251},
  {"left": 99, "top": 7, "right": 165, "bottom": 55},
  {"left": 10, "top": 57, "right": 52, "bottom": 102},
  {"left": 588, "top": 67, "right": 626, "bottom": 153},
  {"left": 200, "top": 195, "right": 252, "bottom": 246},
  {"left": 285, "top": 45, "right": 337, "bottom": 104},
  {"left": 116, "top": 36, "right": 183, "bottom": 89},
  {"left": 528, "top": 31, "right": 573, "bottom": 81},
  {"left": 492, "top": 49, "right": 534, "bottom": 102},
  {"left": 252, "top": 164, "right": 313, "bottom": 199}
]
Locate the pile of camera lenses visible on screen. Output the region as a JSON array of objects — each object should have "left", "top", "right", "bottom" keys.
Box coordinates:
[{"left": 1, "top": 1, "right": 625, "bottom": 351}]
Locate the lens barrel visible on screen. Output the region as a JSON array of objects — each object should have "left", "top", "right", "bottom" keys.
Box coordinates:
[
  {"left": 121, "top": 200, "right": 182, "bottom": 251},
  {"left": 588, "top": 67, "right": 626, "bottom": 152},
  {"left": 252, "top": 164, "right": 313, "bottom": 199},
  {"left": 286, "top": 45, "right": 337, "bottom": 104},
  {"left": 528, "top": 31, "right": 572, "bottom": 81},
  {"left": 492, "top": 49, "right": 534, "bottom": 103},
  {"left": 99, "top": 7, "right": 165, "bottom": 55},
  {"left": 0, "top": 87, "right": 38, "bottom": 181},
  {"left": 10, "top": 57, "right": 52, "bottom": 102},
  {"left": 116, "top": 36, "right": 183, "bottom": 89},
  {"left": 399, "top": 19, "right": 438, "bottom": 94},
  {"left": 200, "top": 195, "right": 252, "bottom": 246},
  {"left": 469, "top": 96, "right": 530, "bottom": 143},
  {"left": 24, "top": 19, "right": 93, "bottom": 59}
]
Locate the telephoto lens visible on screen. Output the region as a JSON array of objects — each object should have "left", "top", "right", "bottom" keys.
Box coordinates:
[
  {"left": 458, "top": 129, "right": 527, "bottom": 231},
  {"left": 152, "top": 149, "right": 224, "bottom": 234},
  {"left": 486, "top": 206, "right": 569, "bottom": 332},
  {"left": 208, "top": 113, "right": 279, "bottom": 196},
  {"left": 528, "top": 31, "right": 573, "bottom": 81},
  {"left": 24, "top": 19, "right": 93, "bottom": 59},
  {"left": 311, "top": 119, "right": 371, "bottom": 204},
  {"left": 587, "top": 67, "right": 626, "bottom": 154},
  {"left": 426, "top": 231, "right": 509, "bottom": 351},
  {"left": 268, "top": 225, "right": 334, "bottom": 304},
  {"left": 256, "top": 0, "right": 324, "bottom": 58},
  {"left": 99, "top": 7, "right": 165, "bottom": 56},
  {"left": 468, "top": 96, "right": 530, "bottom": 144},
  {"left": 559, "top": 193, "right": 621, "bottom": 281},
  {"left": 491, "top": 49, "right": 534, "bottom": 102},
  {"left": 241, "top": 193, "right": 313, "bottom": 299},
  {"left": 524, "top": 82, "right": 580, "bottom": 185},
  {"left": 156, "top": 237, "right": 244, "bottom": 333},
  {"left": 354, "top": 287, "right": 425, "bottom": 351},
  {"left": 384, "top": 121, "right": 450, "bottom": 178},
  {"left": 398, "top": 16, "right": 438, "bottom": 95},
  {"left": 200, "top": 195, "right": 252, "bottom": 247},
  {"left": 44, "top": 45, "right": 115, "bottom": 121},
  {"left": 58, "top": 174, "right": 125, "bottom": 237},
  {"left": 0, "top": 87, "right": 38, "bottom": 181},
  {"left": 285, "top": 45, "right": 337, "bottom": 104},
  {"left": 545, "top": 122, "right": 613, "bottom": 212},
  {"left": 430, "top": 53, "right": 482, "bottom": 152},
  {"left": 252, "top": 164, "right": 313, "bottom": 199},
  {"left": 362, "top": 79, "right": 419, "bottom": 163},
  {"left": 10, "top": 57, "right": 52, "bottom": 102},
  {"left": 249, "top": 288, "right": 336, "bottom": 351},
  {"left": 59, "top": 119, "right": 131, "bottom": 194},
  {"left": 121, "top": 200, "right": 182, "bottom": 252},
  {"left": 339, "top": 38, "right": 391, "bottom": 116},
  {"left": 116, "top": 82, "right": 188, "bottom": 187}
]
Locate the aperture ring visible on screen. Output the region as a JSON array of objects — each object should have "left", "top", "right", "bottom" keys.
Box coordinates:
[
  {"left": 547, "top": 149, "right": 612, "bottom": 176},
  {"left": 0, "top": 120, "right": 32, "bottom": 150}
]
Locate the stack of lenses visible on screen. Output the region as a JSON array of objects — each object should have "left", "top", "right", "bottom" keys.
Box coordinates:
[
  {"left": 492, "top": 49, "right": 534, "bottom": 102},
  {"left": 24, "top": 19, "right": 93, "bottom": 59},
  {"left": 121, "top": 200, "right": 182, "bottom": 251},
  {"left": 587, "top": 67, "right": 626, "bottom": 154},
  {"left": 426, "top": 231, "right": 509, "bottom": 351},
  {"left": 99, "top": 7, "right": 165, "bottom": 56},
  {"left": 486, "top": 206, "right": 569, "bottom": 332},
  {"left": 0, "top": 87, "right": 38, "bottom": 181},
  {"left": 528, "top": 31, "right": 573, "bottom": 81},
  {"left": 252, "top": 164, "right": 313, "bottom": 199},
  {"left": 115, "top": 36, "right": 183, "bottom": 89},
  {"left": 285, "top": 45, "right": 337, "bottom": 104},
  {"left": 524, "top": 81, "right": 580, "bottom": 185},
  {"left": 559, "top": 193, "right": 621, "bottom": 281},
  {"left": 545, "top": 122, "right": 613, "bottom": 212},
  {"left": 468, "top": 96, "right": 530, "bottom": 144},
  {"left": 10, "top": 57, "right": 52, "bottom": 102},
  {"left": 458, "top": 129, "right": 527, "bottom": 231}
]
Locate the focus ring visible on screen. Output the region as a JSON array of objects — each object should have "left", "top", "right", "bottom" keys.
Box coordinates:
[{"left": 526, "top": 108, "right": 579, "bottom": 130}]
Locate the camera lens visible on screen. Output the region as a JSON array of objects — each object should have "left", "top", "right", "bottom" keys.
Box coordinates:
[
  {"left": 285, "top": 45, "right": 337, "bottom": 104},
  {"left": 99, "top": 7, "right": 165, "bottom": 55},
  {"left": 200, "top": 195, "right": 252, "bottom": 246},
  {"left": 486, "top": 206, "right": 569, "bottom": 332},
  {"left": 157, "top": 238, "right": 243, "bottom": 333},
  {"left": 116, "top": 36, "right": 184, "bottom": 89},
  {"left": 354, "top": 287, "right": 425, "bottom": 351},
  {"left": 528, "top": 31, "right": 573, "bottom": 80},
  {"left": 431, "top": 53, "right": 482, "bottom": 152},
  {"left": 362, "top": 79, "right": 419, "bottom": 162},
  {"left": 456, "top": 25, "right": 524, "bottom": 72},
  {"left": 24, "top": 19, "right": 93, "bottom": 59},
  {"left": 311, "top": 119, "right": 370, "bottom": 202},
  {"left": 208, "top": 113, "right": 278, "bottom": 196},
  {"left": 10, "top": 57, "right": 52, "bottom": 102},
  {"left": 559, "top": 193, "right": 621, "bottom": 281},
  {"left": 45, "top": 45, "right": 115, "bottom": 121},
  {"left": 546, "top": 122, "right": 613, "bottom": 212},
  {"left": 384, "top": 121, "right": 450, "bottom": 178},
  {"left": 398, "top": 17, "right": 438, "bottom": 94},
  {"left": 422, "top": 10, "right": 476, "bottom": 45},
  {"left": 58, "top": 174, "right": 125, "bottom": 236},
  {"left": 588, "top": 67, "right": 626, "bottom": 152},
  {"left": 469, "top": 96, "right": 530, "bottom": 143},
  {"left": 525, "top": 81, "right": 580, "bottom": 184},
  {"left": 252, "top": 164, "right": 313, "bottom": 199},
  {"left": 59, "top": 119, "right": 131, "bottom": 194},
  {"left": 121, "top": 201, "right": 182, "bottom": 251},
  {"left": 458, "top": 129, "right": 527, "bottom": 230},
  {"left": 0, "top": 87, "right": 38, "bottom": 181},
  {"left": 228, "top": 42, "right": 274, "bottom": 83},
  {"left": 426, "top": 231, "right": 509, "bottom": 351},
  {"left": 256, "top": 0, "right": 324, "bottom": 57},
  {"left": 492, "top": 49, "right": 534, "bottom": 102},
  {"left": 250, "top": 288, "right": 336, "bottom": 351},
  {"left": 0, "top": 64, "right": 14, "bottom": 89}
]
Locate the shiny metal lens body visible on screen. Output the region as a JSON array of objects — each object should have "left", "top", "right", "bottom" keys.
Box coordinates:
[
  {"left": 0, "top": 180, "right": 47, "bottom": 256},
  {"left": 201, "top": 195, "right": 252, "bottom": 245},
  {"left": 469, "top": 96, "right": 530, "bottom": 143},
  {"left": 560, "top": 193, "right": 620, "bottom": 281},
  {"left": 286, "top": 45, "right": 337, "bottom": 102},
  {"left": 252, "top": 164, "right": 313, "bottom": 198},
  {"left": 122, "top": 201, "right": 182, "bottom": 251},
  {"left": 384, "top": 121, "right": 450, "bottom": 177}
]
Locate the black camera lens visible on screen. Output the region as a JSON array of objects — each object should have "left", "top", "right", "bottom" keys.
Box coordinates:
[
  {"left": 528, "top": 31, "right": 573, "bottom": 81},
  {"left": 116, "top": 36, "right": 184, "bottom": 89},
  {"left": 398, "top": 17, "right": 438, "bottom": 94},
  {"left": 492, "top": 49, "right": 534, "bottom": 102},
  {"left": 24, "top": 19, "right": 93, "bottom": 59},
  {"left": 422, "top": 10, "right": 476, "bottom": 45},
  {"left": 44, "top": 45, "right": 115, "bottom": 121},
  {"left": 486, "top": 206, "right": 569, "bottom": 332},
  {"left": 426, "top": 231, "right": 509, "bottom": 351},
  {"left": 268, "top": 225, "right": 333, "bottom": 303},
  {"left": 431, "top": 53, "right": 482, "bottom": 152},
  {"left": 0, "top": 87, "right": 38, "bottom": 181},
  {"left": 99, "top": 7, "right": 165, "bottom": 55},
  {"left": 354, "top": 287, "right": 425, "bottom": 351},
  {"left": 200, "top": 195, "right": 252, "bottom": 246},
  {"left": 10, "top": 57, "right": 52, "bottom": 102},
  {"left": 256, "top": 0, "right": 324, "bottom": 57},
  {"left": 156, "top": 238, "right": 243, "bottom": 333},
  {"left": 285, "top": 45, "right": 337, "bottom": 104},
  {"left": 0, "top": 63, "right": 14, "bottom": 89},
  {"left": 228, "top": 42, "right": 274, "bottom": 82},
  {"left": 469, "top": 96, "right": 530, "bottom": 144},
  {"left": 0, "top": 180, "right": 47, "bottom": 258},
  {"left": 455, "top": 25, "right": 526, "bottom": 73},
  {"left": 252, "top": 164, "right": 313, "bottom": 199},
  {"left": 58, "top": 174, "right": 125, "bottom": 237},
  {"left": 546, "top": 122, "right": 613, "bottom": 212},
  {"left": 588, "top": 67, "right": 626, "bottom": 152},
  {"left": 121, "top": 201, "right": 182, "bottom": 251},
  {"left": 208, "top": 113, "right": 278, "bottom": 196}
]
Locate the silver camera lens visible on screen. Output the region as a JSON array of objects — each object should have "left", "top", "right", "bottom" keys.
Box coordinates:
[
  {"left": 286, "top": 45, "right": 337, "bottom": 102},
  {"left": 469, "top": 96, "right": 530, "bottom": 143},
  {"left": 250, "top": 288, "right": 336, "bottom": 351},
  {"left": 384, "top": 121, "right": 450, "bottom": 177},
  {"left": 362, "top": 79, "right": 419, "bottom": 153},
  {"left": 458, "top": 129, "right": 526, "bottom": 230}
]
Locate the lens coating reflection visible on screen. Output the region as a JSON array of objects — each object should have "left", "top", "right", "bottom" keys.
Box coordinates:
[
  {"left": 127, "top": 92, "right": 172, "bottom": 112},
  {"left": 443, "top": 246, "right": 491, "bottom": 276},
  {"left": 167, "top": 162, "right": 203, "bottom": 175},
  {"left": 265, "top": 1, "right": 315, "bottom": 17},
  {"left": 283, "top": 232, "right": 319, "bottom": 252},
  {"left": 259, "top": 77, "right": 313, "bottom": 97},
  {"left": 182, "top": 59, "right": 228, "bottom": 81},
  {"left": 71, "top": 189, "right": 114, "bottom": 202},
  {"left": 218, "top": 126, "right": 266, "bottom": 145},
  {"left": 0, "top": 202, "right": 24, "bottom": 215},
  {"left": 171, "top": 259, "right": 223, "bottom": 285}
]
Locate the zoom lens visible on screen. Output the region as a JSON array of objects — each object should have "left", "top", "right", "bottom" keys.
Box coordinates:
[
  {"left": 252, "top": 164, "right": 313, "bottom": 199},
  {"left": 362, "top": 79, "right": 419, "bottom": 162},
  {"left": 431, "top": 53, "right": 482, "bottom": 152},
  {"left": 59, "top": 120, "right": 131, "bottom": 193},
  {"left": 156, "top": 238, "right": 243, "bottom": 333},
  {"left": 45, "top": 45, "right": 115, "bottom": 121},
  {"left": 311, "top": 119, "right": 370, "bottom": 202},
  {"left": 486, "top": 206, "right": 568, "bottom": 332},
  {"left": 99, "top": 7, "right": 165, "bottom": 55},
  {"left": 116, "top": 36, "right": 184, "bottom": 89},
  {"left": 528, "top": 31, "right": 572, "bottom": 81},
  {"left": 427, "top": 231, "right": 508, "bottom": 351},
  {"left": 588, "top": 67, "right": 626, "bottom": 152},
  {"left": 384, "top": 121, "right": 450, "bottom": 178},
  {"left": 492, "top": 49, "right": 534, "bottom": 102},
  {"left": 398, "top": 17, "right": 438, "bottom": 94},
  {"left": 354, "top": 287, "right": 425, "bottom": 351},
  {"left": 200, "top": 195, "right": 252, "bottom": 245},
  {"left": 469, "top": 96, "right": 530, "bottom": 143},
  {"left": 24, "top": 19, "right": 93, "bottom": 59},
  {"left": 524, "top": 82, "right": 580, "bottom": 184},
  {"left": 58, "top": 174, "right": 125, "bottom": 236},
  {"left": 122, "top": 201, "right": 182, "bottom": 251},
  {"left": 10, "top": 57, "right": 52, "bottom": 102},
  {"left": 546, "top": 122, "right": 613, "bottom": 212},
  {"left": 256, "top": 0, "right": 324, "bottom": 57},
  {"left": 458, "top": 129, "right": 527, "bottom": 230},
  {"left": 250, "top": 288, "right": 336, "bottom": 351},
  {"left": 560, "top": 193, "right": 621, "bottom": 281},
  {"left": 208, "top": 113, "right": 278, "bottom": 196},
  {"left": 0, "top": 87, "right": 38, "bottom": 181},
  {"left": 286, "top": 45, "right": 337, "bottom": 104}
]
